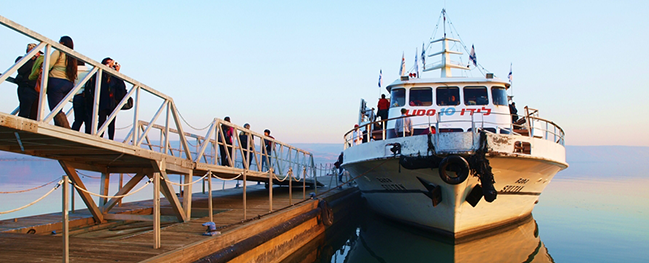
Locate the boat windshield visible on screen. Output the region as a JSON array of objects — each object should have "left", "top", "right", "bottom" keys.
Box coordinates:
[
  {"left": 391, "top": 88, "right": 406, "bottom": 107},
  {"left": 491, "top": 86, "right": 508, "bottom": 106},
  {"left": 437, "top": 87, "right": 460, "bottom": 106}
]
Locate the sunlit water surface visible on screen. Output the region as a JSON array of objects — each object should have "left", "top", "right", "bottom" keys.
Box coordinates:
[{"left": 284, "top": 146, "right": 649, "bottom": 263}]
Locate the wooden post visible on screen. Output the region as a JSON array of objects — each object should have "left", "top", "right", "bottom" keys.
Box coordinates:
[
  {"left": 99, "top": 172, "right": 110, "bottom": 208},
  {"left": 208, "top": 173, "right": 213, "bottom": 223},
  {"left": 302, "top": 167, "right": 306, "bottom": 200},
  {"left": 118, "top": 174, "right": 123, "bottom": 207},
  {"left": 313, "top": 166, "right": 317, "bottom": 195},
  {"left": 269, "top": 168, "right": 273, "bottom": 212},
  {"left": 243, "top": 171, "right": 247, "bottom": 220},
  {"left": 62, "top": 176, "right": 69, "bottom": 263},
  {"left": 153, "top": 171, "right": 161, "bottom": 249},
  {"left": 289, "top": 169, "right": 293, "bottom": 205},
  {"left": 179, "top": 174, "right": 183, "bottom": 198},
  {"left": 71, "top": 187, "right": 74, "bottom": 212},
  {"left": 183, "top": 171, "right": 193, "bottom": 220}
]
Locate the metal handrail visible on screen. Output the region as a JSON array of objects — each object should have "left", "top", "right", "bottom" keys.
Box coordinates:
[{"left": 343, "top": 110, "right": 565, "bottom": 148}]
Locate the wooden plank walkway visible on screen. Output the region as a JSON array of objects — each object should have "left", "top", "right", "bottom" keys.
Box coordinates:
[{"left": 0, "top": 182, "right": 343, "bottom": 262}]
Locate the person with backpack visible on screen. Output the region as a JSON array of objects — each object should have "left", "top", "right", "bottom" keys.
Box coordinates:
[{"left": 14, "top": 43, "right": 41, "bottom": 120}]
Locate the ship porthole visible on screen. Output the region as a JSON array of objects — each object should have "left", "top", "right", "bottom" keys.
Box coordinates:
[{"left": 438, "top": 155, "right": 469, "bottom": 185}]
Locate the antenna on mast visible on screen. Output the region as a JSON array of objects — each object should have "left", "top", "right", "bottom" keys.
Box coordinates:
[{"left": 442, "top": 9, "right": 446, "bottom": 38}]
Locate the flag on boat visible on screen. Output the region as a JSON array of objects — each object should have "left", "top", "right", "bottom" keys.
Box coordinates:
[
  {"left": 421, "top": 42, "right": 426, "bottom": 70},
  {"left": 469, "top": 45, "right": 477, "bottom": 67},
  {"left": 508, "top": 63, "right": 513, "bottom": 83},
  {"left": 414, "top": 48, "right": 419, "bottom": 78},
  {"left": 378, "top": 69, "right": 382, "bottom": 87},
  {"left": 399, "top": 52, "right": 405, "bottom": 76}
]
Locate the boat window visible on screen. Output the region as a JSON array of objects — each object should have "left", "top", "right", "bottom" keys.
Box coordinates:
[
  {"left": 491, "top": 86, "right": 508, "bottom": 106},
  {"left": 390, "top": 88, "right": 406, "bottom": 108},
  {"left": 436, "top": 87, "right": 460, "bottom": 106},
  {"left": 463, "top": 86, "right": 488, "bottom": 105},
  {"left": 409, "top": 87, "right": 432, "bottom": 106}
]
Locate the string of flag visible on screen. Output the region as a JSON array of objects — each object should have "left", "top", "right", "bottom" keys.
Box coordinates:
[{"left": 380, "top": 42, "right": 511, "bottom": 83}]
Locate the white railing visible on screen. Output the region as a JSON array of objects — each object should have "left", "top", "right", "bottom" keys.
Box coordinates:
[{"left": 343, "top": 110, "right": 565, "bottom": 149}]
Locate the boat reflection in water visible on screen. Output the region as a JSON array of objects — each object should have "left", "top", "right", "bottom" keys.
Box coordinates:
[{"left": 284, "top": 209, "right": 554, "bottom": 263}]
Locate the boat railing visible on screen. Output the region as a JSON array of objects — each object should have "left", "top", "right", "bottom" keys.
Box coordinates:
[{"left": 343, "top": 110, "right": 565, "bottom": 149}]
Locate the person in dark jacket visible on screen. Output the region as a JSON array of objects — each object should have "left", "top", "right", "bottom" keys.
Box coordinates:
[
  {"left": 335, "top": 152, "right": 344, "bottom": 183},
  {"left": 239, "top": 123, "right": 253, "bottom": 168},
  {"left": 84, "top": 57, "right": 126, "bottom": 140},
  {"left": 72, "top": 60, "right": 90, "bottom": 133},
  {"left": 14, "top": 43, "right": 41, "bottom": 120},
  {"left": 219, "top": 117, "right": 234, "bottom": 167},
  {"left": 261, "top": 129, "right": 275, "bottom": 172}
]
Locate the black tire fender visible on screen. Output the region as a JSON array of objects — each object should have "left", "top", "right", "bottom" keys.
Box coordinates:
[
  {"left": 438, "top": 155, "right": 470, "bottom": 185},
  {"left": 318, "top": 200, "right": 334, "bottom": 226}
]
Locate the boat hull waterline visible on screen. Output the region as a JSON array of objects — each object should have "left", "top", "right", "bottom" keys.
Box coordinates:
[{"left": 342, "top": 133, "right": 566, "bottom": 238}]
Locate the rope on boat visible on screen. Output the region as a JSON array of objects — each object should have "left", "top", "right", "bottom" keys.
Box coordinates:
[
  {"left": 0, "top": 178, "right": 61, "bottom": 194},
  {"left": 0, "top": 179, "right": 63, "bottom": 214},
  {"left": 72, "top": 178, "right": 152, "bottom": 199},
  {"left": 163, "top": 171, "right": 212, "bottom": 187}
]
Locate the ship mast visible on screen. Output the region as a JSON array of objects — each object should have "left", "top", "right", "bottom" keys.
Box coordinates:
[{"left": 423, "top": 9, "right": 469, "bottom": 78}]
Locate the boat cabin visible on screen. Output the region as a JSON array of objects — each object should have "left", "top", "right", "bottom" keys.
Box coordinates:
[{"left": 374, "top": 76, "right": 512, "bottom": 139}]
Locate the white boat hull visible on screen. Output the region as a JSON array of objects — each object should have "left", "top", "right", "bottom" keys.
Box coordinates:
[{"left": 342, "top": 133, "right": 567, "bottom": 237}]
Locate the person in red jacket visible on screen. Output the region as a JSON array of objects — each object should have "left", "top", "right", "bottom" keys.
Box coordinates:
[{"left": 377, "top": 94, "right": 390, "bottom": 121}]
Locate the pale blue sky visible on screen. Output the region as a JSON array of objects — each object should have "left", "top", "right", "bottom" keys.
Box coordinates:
[{"left": 1, "top": 1, "right": 647, "bottom": 145}]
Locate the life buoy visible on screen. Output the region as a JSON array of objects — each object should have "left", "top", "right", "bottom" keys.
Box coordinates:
[
  {"left": 438, "top": 155, "right": 470, "bottom": 185},
  {"left": 318, "top": 200, "right": 334, "bottom": 226}
]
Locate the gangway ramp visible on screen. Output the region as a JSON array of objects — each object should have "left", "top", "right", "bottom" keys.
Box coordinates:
[{"left": 0, "top": 13, "right": 319, "bottom": 232}]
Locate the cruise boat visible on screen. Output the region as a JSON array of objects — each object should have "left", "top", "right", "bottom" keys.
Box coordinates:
[{"left": 341, "top": 9, "right": 568, "bottom": 238}]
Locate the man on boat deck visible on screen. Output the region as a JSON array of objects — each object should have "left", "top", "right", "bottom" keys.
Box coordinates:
[
  {"left": 509, "top": 102, "right": 518, "bottom": 123},
  {"left": 376, "top": 94, "right": 389, "bottom": 121},
  {"left": 394, "top": 108, "right": 412, "bottom": 137}
]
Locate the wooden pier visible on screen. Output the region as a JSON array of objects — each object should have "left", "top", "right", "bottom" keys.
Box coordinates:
[{"left": 0, "top": 181, "right": 359, "bottom": 262}]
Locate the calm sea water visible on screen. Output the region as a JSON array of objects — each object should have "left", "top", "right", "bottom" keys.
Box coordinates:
[
  {"left": 284, "top": 146, "right": 649, "bottom": 263},
  {"left": 1, "top": 146, "right": 648, "bottom": 262}
]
